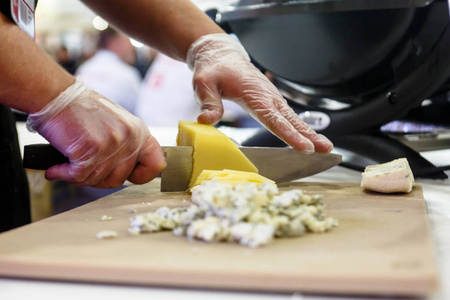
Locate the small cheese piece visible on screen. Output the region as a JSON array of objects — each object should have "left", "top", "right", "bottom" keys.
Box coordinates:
[
  {"left": 100, "top": 215, "right": 114, "bottom": 221},
  {"left": 177, "top": 120, "right": 258, "bottom": 188},
  {"left": 230, "top": 222, "right": 275, "bottom": 248},
  {"left": 96, "top": 230, "right": 118, "bottom": 239},
  {"left": 192, "top": 169, "right": 275, "bottom": 188},
  {"left": 186, "top": 217, "right": 230, "bottom": 243},
  {"left": 361, "top": 158, "right": 415, "bottom": 193}
]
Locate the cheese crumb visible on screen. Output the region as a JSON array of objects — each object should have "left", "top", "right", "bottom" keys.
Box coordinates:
[
  {"left": 128, "top": 227, "right": 140, "bottom": 236},
  {"left": 101, "top": 215, "right": 114, "bottom": 221},
  {"left": 96, "top": 230, "right": 118, "bottom": 239}
]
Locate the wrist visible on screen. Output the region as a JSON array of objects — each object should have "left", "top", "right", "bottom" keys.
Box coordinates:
[
  {"left": 27, "top": 78, "right": 86, "bottom": 132},
  {"left": 186, "top": 33, "right": 250, "bottom": 70},
  {"left": 24, "top": 72, "right": 76, "bottom": 115}
]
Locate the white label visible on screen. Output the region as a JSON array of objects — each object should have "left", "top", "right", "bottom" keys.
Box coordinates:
[
  {"left": 10, "top": 0, "right": 35, "bottom": 39},
  {"left": 299, "top": 111, "right": 331, "bottom": 131}
]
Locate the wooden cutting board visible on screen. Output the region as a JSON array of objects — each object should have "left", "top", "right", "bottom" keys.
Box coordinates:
[{"left": 0, "top": 180, "right": 438, "bottom": 297}]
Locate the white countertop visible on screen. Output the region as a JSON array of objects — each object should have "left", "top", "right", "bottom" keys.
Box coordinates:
[{"left": 2, "top": 125, "right": 449, "bottom": 300}]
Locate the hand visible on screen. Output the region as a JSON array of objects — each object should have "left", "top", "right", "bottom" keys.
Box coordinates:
[
  {"left": 187, "top": 33, "right": 333, "bottom": 153},
  {"left": 27, "top": 79, "right": 166, "bottom": 188}
]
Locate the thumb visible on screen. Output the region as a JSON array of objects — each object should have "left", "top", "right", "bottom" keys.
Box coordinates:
[{"left": 194, "top": 81, "right": 224, "bottom": 125}]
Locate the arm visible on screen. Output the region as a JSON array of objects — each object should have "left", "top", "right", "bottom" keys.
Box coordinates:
[
  {"left": 81, "top": 0, "right": 334, "bottom": 153},
  {"left": 0, "top": 12, "right": 166, "bottom": 188},
  {"left": 80, "top": 0, "right": 223, "bottom": 61},
  {"left": 0, "top": 13, "right": 74, "bottom": 113}
]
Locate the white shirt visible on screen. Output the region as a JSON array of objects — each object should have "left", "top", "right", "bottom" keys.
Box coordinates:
[
  {"left": 135, "top": 54, "right": 199, "bottom": 127},
  {"left": 76, "top": 50, "right": 142, "bottom": 114}
]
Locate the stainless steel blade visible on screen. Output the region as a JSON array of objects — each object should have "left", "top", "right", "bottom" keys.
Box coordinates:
[
  {"left": 239, "top": 147, "right": 342, "bottom": 183},
  {"left": 160, "top": 146, "right": 342, "bottom": 192},
  {"left": 160, "top": 146, "right": 193, "bottom": 192}
]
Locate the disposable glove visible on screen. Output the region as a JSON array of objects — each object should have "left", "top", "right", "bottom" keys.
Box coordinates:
[
  {"left": 187, "top": 33, "right": 333, "bottom": 153},
  {"left": 27, "top": 78, "right": 166, "bottom": 188}
]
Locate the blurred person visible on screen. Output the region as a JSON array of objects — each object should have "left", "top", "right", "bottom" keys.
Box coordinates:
[
  {"left": 134, "top": 46, "right": 158, "bottom": 78},
  {"left": 0, "top": 0, "right": 333, "bottom": 232},
  {"left": 135, "top": 53, "right": 200, "bottom": 126},
  {"left": 76, "top": 27, "right": 141, "bottom": 114},
  {"left": 55, "top": 46, "right": 77, "bottom": 75}
]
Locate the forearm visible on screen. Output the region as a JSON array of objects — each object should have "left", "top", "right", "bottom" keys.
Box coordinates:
[
  {"left": 81, "top": 0, "right": 224, "bottom": 61},
  {"left": 0, "top": 13, "right": 74, "bottom": 114}
]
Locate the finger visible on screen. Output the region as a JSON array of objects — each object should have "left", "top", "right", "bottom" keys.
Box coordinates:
[
  {"left": 307, "top": 133, "right": 333, "bottom": 153},
  {"left": 93, "top": 135, "right": 166, "bottom": 187},
  {"left": 47, "top": 142, "right": 128, "bottom": 187},
  {"left": 90, "top": 157, "right": 137, "bottom": 189},
  {"left": 241, "top": 91, "right": 314, "bottom": 152},
  {"left": 255, "top": 107, "right": 315, "bottom": 152},
  {"left": 194, "top": 80, "right": 224, "bottom": 125},
  {"left": 45, "top": 162, "right": 93, "bottom": 183},
  {"left": 77, "top": 157, "right": 124, "bottom": 188},
  {"left": 274, "top": 99, "right": 334, "bottom": 153},
  {"left": 127, "top": 136, "right": 166, "bottom": 184}
]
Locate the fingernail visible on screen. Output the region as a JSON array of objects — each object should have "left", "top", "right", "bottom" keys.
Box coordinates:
[
  {"left": 197, "top": 110, "right": 221, "bottom": 125},
  {"left": 303, "top": 141, "right": 315, "bottom": 153},
  {"left": 316, "top": 134, "right": 332, "bottom": 144}
]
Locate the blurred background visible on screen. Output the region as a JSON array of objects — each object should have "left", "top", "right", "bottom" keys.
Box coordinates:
[{"left": 35, "top": 0, "right": 228, "bottom": 54}]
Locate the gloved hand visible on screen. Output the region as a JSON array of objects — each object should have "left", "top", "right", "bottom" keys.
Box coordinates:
[
  {"left": 27, "top": 78, "right": 166, "bottom": 188},
  {"left": 187, "top": 33, "right": 333, "bottom": 153}
]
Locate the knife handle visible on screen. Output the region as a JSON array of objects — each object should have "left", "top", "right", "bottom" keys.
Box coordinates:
[{"left": 23, "top": 144, "right": 69, "bottom": 170}]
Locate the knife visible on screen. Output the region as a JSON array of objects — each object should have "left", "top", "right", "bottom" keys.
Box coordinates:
[{"left": 23, "top": 144, "right": 342, "bottom": 192}]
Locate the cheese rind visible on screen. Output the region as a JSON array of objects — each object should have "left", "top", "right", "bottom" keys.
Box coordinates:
[
  {"left": 361, "top": 158, "right": 414, "bottom": 193},
  {"left": 176, "top": 121, "right": 258, "bottom": 188}
]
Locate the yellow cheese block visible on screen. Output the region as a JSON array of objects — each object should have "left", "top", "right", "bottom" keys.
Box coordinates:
[
  {"left": 176, "top": 121, "right": 258, "bottom": 188},
  {"left": 192, "top": 169, "right": 274, "bottom": 188}
]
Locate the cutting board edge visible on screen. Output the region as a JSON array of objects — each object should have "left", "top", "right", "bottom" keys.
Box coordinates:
[{"left": 0, "top": 258, "right": 439, "bottom": 297}]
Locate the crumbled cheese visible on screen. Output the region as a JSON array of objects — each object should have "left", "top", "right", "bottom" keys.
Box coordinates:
[
  {"left": 129, "top": 181, "right": 338, "bottom": 247},
  {"left": 187, "top": 217, "right": 230, "bottom": 243},
  {"left": 230, "top": 222, "right": 275, "bottom": 248},
  {"left": 96, "top": 230, "right": 118, "bottom": 239},
  {"left": 101, "top": 215, "right": 114, "bottom": 221},
  {"left": 128, "top": 227, "right": 140, "bottom": 236}
]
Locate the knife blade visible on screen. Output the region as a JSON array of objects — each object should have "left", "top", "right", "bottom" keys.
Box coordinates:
[{"left": 23, "top": 144, "right": 342, "bottom": 192}]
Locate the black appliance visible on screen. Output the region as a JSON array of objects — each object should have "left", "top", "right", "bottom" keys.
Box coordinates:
[{"left": 214, "top": 0, "right": 450, "bottom": 179}]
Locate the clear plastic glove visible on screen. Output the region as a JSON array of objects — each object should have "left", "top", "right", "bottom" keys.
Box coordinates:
[
  {"left": 187, "top": 33, "right": 333, "bottom": 153},
  {"left": 27, "top": 78, "right": 166, "bottom": 188}
]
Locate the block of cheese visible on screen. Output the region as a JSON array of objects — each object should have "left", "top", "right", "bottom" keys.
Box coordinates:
[
  {"left": 192, "top": 169, "right": 275, "bottom": 188},
  {"left": 176, "top": 121, "right": 258, "bottom": 188},
  {"left": 361, "top": 158, "right": 415, "bottom": 193}
]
